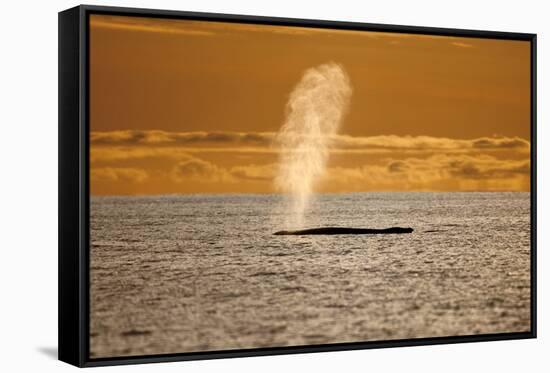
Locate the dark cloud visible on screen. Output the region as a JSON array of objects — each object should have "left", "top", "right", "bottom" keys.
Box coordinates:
[
  {"left": 472, "top": 137, "right": 530, "bottom": 149},
  {"left": 387, "top": 160, "right": 409, "bottom": 173},
  {"left": 448, "top": 158, "right": 530, "bottom": 179},
  {"left": 91, "top": 130, "right": 273, "bottom": 147}
]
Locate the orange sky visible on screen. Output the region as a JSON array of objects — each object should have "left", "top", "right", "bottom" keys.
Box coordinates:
[{"left": 89, "top": 15, "right": 531, "bottom": 195}]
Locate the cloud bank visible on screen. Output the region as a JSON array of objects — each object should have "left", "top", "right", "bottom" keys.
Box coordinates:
[
  {"left": 89, "top": 130, "right": 530, "bottom": 193},
  {"left": 91, "top": 130, "right": 529, "bottom": 154},
  {"left": 100, "top": 153, "right": 527, "bottom": 192}
]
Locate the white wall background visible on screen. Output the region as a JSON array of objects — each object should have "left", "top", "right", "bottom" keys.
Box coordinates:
[{"left": 0, "top": 0, "right": 546, "bottom": 371}]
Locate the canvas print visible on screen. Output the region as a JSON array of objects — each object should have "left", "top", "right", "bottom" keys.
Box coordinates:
[{"left": 89, "top": 14, "right": 531, "bottom": 358}]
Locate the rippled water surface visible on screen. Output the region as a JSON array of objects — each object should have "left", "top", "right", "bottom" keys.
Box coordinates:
[{"left": 90, "top": 192, "right": 531, "bottom": 358}]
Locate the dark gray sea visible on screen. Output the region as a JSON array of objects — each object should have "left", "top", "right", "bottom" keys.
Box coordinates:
[{"left": 90, "top": 192, "right": 531, "bottom": 358}]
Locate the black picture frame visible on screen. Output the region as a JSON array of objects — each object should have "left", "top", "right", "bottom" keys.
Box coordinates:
[{"left": 58, "top": 4, "right": 537, "bottom": 367}]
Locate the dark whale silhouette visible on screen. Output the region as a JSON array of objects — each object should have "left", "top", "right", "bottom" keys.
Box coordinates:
[{"left": 273, "top": 227, "right": 413, "bottom": 235}]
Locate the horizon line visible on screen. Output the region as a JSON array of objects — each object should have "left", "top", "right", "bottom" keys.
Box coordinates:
[{"left": 90, "top": 190, "right": 530, "bottom": 198}]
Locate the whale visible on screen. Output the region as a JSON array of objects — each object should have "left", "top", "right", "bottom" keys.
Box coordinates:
[{"left": 273, "top": 227, "right": 413, "bottom": 235}]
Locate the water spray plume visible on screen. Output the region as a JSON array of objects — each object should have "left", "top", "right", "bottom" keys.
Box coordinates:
[{"left": 274, "top": 62, "right": 352, "bottom": 229}]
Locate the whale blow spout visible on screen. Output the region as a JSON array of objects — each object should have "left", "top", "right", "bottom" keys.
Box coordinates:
[
  {"left": 273, "top": 227, "right": 414, "bottom": 236},
  {"left": 274, "top": 63, "right": 352, "bottom": 229}
]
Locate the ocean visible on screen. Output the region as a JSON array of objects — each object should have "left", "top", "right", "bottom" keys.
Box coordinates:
[{"left": 90, "top": 192, "right": 531, "bottom": 358}]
